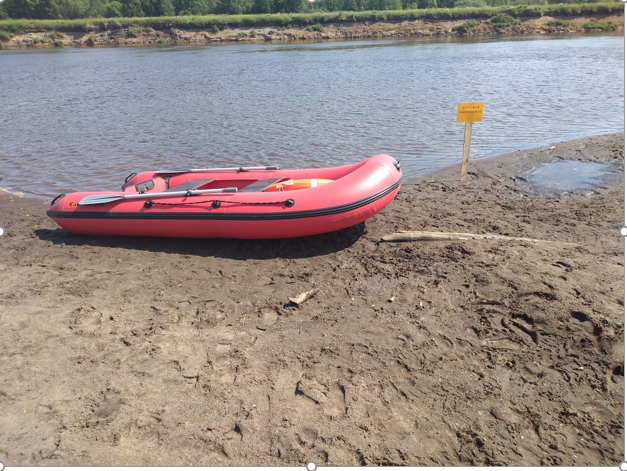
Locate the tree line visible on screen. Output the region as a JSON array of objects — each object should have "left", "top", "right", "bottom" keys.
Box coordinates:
[{"left": 0, "top": 0, "right": 589, "bottom": 20}]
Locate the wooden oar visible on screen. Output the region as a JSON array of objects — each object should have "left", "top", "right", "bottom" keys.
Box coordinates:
[
  {"left": 79, "top": 187, "right": 238, "bottom": 206},
  {"left": 155, "top": 166, "right": 279, "bottom": 175},
  {"left": 381, "top": 231, "right": 579, "bottom": 246}
]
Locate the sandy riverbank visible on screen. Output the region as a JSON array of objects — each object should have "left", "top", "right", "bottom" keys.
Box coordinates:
[
  {"left": 0, "top": 133, "right": 624, "bottom": 465},
  {"left": 0, "top": 12, "right": 623, "bottom": 48}
]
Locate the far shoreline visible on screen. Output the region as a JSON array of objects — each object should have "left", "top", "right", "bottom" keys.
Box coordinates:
[
  {"left": 0, "top": 5, "right": 623, "bottom": 49},
  {"left": 1, "top": 30, "right": 623, "bottom": 53}
]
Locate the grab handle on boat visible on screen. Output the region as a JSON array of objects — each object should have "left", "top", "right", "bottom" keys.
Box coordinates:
[
  {"left": 394, "top": 161, "right": 401, "bottom": 172},
  {"left": 121, "top": 172, "right": 138, "bottom": 190},
  {"left": 124, "top": 172, "right": 137, "bottom": 183},
  {"left": 50, "top": 193, "right": 66, "bottom": 206}
]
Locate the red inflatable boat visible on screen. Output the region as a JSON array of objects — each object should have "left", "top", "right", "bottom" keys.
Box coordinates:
[{"left": 47, "top": 154, "right": 402, "bottom": 239}]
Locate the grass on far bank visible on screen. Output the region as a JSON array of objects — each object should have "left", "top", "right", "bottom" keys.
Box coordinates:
[
  {"left": 0, "top": 2, "right": 623, "bottom": 34},
  {"left": 452, "top": 19, "right": 479, "bottom": 31},
  {"left": 583, "top": 20, "right": 616, "bottom": 30}
]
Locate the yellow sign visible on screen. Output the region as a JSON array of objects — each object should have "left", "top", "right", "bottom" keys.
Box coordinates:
[{"left": 457, "top": 102, "right": 484, "bottom": 123}]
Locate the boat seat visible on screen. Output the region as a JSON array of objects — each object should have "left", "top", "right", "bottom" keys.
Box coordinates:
[
  {"left": 164, "top": 179, "right": 216, "bottom": 193},
  {"left": 239, "top": 177, "right": 287, "bottom": 193}
]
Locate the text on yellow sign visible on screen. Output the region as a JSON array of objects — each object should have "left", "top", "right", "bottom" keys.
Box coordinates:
[{"left": 457, "top": 102, "right": 484, "bottom": 122}]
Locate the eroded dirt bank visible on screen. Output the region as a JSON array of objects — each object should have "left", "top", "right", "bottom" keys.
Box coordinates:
[
  {"left": 1, "top": 12, "right": 623, "bottom": 48},
  {"left": 0, "top": 133, "right": 624, "bottom": 465}
]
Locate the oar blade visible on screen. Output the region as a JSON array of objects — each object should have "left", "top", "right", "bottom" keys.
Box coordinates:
[{"left": 79, "top": 194, "right": 124, "bottom": 206}]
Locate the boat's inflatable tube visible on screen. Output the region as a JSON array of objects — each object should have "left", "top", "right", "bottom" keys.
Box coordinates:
[{"left": 47, "top": 154, "right": 402, "bottom": 239}]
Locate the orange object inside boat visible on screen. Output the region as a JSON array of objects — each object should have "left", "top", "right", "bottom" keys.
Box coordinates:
[{"left": 262, "top": 178, "right": 334, "bottom": 192}]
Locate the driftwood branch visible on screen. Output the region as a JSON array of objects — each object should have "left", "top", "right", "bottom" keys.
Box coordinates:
[
  {"left": 381, "top": 231, "right": 579, "bottom": 246},
  {"left": 289, "top": 289, "right": 319, "bottom": 305}
]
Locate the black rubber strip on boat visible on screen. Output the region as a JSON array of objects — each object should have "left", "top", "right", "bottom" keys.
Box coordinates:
[{"left": 47, "top": 180, "right": 401, "bottom": 221}]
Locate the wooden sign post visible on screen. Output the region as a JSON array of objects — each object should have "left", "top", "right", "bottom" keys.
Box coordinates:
[{"left": 457, "top": 102, "right": 484, "bottom": 182}]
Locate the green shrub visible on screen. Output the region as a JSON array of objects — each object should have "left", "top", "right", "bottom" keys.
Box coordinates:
[
  {"left": 33, "top": 37, "right": 41, "bottom": 44},
  {"left": 511, "top": 0, "right": 546, "bottom": 5},
  {"left": 583, "top": 21, "right": 613, "bottom": 30},
  {"left": 452, "top": 19, "right": 479, "bottom": 31},
  {"left": 545, "top": 19, "right": 570, "bottom": 26},
  {"left": 454, "top": 0, "right": 487, "bottom": 7},
  {"left": 267, "top": 29, "right": 275, "bottom": 34},
  {"left": 143, "top": 27, "right": 153, "bottom": 32},
  {"left": 88, "top": 32, "right": 96, "bottom": 40},
  {"left": 311, "top": 23, "right": 323, "bottom": 31},
  {"left": 236, "top": 31, "right": 247, "bottom": 39},
  {"left": 0, "top": 30, "right": 12, "bottom": 41},
  {"left": 249, "top": 29, "right": 256, "bottom": 36},
  {"left": 53, "top": 39, "right": 65, "bottom": 46},
  {"left": 157, "top": 37, "right": 167, "bottom": 43},
  {"left": 49, "top": 31, "right": 64, "bottom": 39},
  {"left": 213, "top": 24, "right": 220, "bottom": 32},
  {"left": 127, "top": 26, "right": 143, "bottom": 37},
  {"left": 489, "top": 13, "right": 515, "bottom": 26}
]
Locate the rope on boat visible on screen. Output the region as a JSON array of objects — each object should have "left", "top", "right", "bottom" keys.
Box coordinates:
[{"left": 146, "top": 198, "right": 295, "bottom": 209}]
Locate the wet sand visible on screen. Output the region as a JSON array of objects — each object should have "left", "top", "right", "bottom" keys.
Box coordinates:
[{"left": 0, "top": 133, "right": 624, "bottom": 465}]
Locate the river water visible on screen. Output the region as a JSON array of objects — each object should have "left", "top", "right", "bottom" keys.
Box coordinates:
[{"left": 0, "top": 33, "right": 623, "bottom": 199}]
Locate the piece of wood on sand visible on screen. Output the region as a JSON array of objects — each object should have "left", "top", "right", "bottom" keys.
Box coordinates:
[
  {"left": 381, "top": 231, "right": 579, "bottom": 246},
  {"left": 289, "top": 289, "right": 319, "bottom": 305}
]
